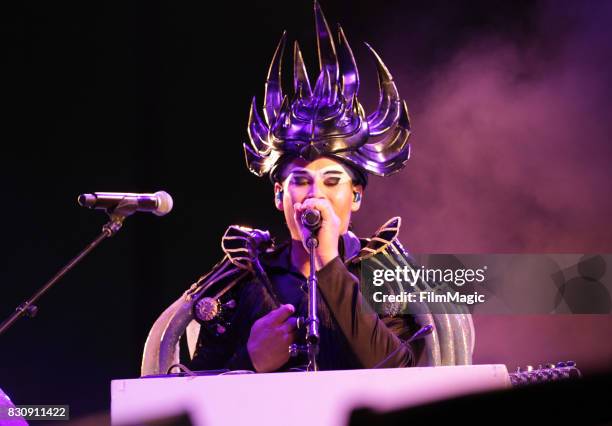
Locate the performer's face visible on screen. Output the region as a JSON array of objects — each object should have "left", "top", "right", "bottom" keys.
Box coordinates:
[{"left": 274, "top": 157, "right": 363, "bottom": 239}]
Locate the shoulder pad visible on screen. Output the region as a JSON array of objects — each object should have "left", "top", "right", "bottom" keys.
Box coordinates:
[
  {"left": 221, "top": 225, "right": 274, "bottom": 270},
  {"left": 183, "top": 225, "right": 273, "bottom": 301},
  {"left": 350, "top": 217, "right": 405, "bottom": 263}
]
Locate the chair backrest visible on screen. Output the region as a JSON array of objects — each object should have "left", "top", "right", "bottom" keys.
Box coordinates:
[
  {"left": 141, "top": 294, "right": 185, "bottom": 376},
  {"left": 141, "top": 299, "right": 201, "bottom": 376}
]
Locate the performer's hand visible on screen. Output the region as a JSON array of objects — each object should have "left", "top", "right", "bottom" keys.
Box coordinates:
[
  {"left": 247, "top": 304, "right": 297, "bottom": 373},
  {"left": 293, "top": 198, "right": 340, "bottom": 270}
]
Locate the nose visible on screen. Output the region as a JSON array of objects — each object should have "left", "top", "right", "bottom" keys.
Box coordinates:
[{"left": 307, "top": 178, "right": 326, "bottom": 199}]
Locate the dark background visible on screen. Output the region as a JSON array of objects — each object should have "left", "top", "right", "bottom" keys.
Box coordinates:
[{"left": 2, "top": 0, "right": 611, "bottom": 419}]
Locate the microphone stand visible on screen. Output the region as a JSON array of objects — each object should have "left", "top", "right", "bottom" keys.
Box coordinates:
[
  {"left": 304, "top": 232, "right": 320, "bottom": 372},
  {"left": 0, "top": 198, "right": 139, "bottom": 336}
]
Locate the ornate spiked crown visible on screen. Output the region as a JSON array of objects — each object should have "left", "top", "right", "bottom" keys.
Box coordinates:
[{"left": 244, "top": 1, "right": 412, "bottom": 185}]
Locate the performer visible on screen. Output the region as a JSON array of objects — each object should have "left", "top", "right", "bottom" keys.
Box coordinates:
[{"left": 187, "top": 1, "right": 416, "bottom": 373}]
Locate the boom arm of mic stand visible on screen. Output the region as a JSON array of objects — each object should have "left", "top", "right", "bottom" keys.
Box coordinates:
[{"left": 0, "top": 199, "right": 139, "bottom": 336}]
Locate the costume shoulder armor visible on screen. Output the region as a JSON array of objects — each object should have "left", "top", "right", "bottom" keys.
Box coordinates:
[
  {"left": 142, "top": 225, "right": 275, "bottom": 375},
  {"left": 349, "top": 217, "right": 407, "bottom": 264},
  {"left": 221, "top": 225, "right": 274, "bottom": 270},
  {"left": 184, "top": 225, "right": 275, "bottom": 302},
  {"left": 183, "top": 224, "right": 282, "bottom": 326}
]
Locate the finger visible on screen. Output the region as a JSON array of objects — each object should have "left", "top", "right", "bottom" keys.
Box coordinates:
[
  {"left": 294, "top": 199, "right": 325, "bottom": 215},
  {"left": 293, "top": 206, "right": 305, "bottom": 230},
  {"left": 279, "top": 316, "right": 298, "bottom": 333},
  {"left": 266, "top": 304, "right": 295, "bottom": 325},
  {"left": 300, "top": 198, "right": 335, "bottom": 222},
  {"left": 294, "top": 200, "right": 330, "bottom": 229},
  {"left": 293, "top": 202, "right": 309, "bottom": 226},
  {"left": 293, "top": 209, "right": 311, "bottom": 244}
]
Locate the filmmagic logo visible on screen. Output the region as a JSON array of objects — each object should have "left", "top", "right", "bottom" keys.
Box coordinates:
[
  {"left": 372, "top": 265, "right": 487, "bottom": 287},
  {"left": 371, "top": 290, "right": 485, "bottom": 305}
]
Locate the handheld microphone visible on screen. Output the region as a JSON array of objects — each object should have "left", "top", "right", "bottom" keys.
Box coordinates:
[
  {"left": 78, "top": 191, "right": 174, "bottom": 216},
  {"left": 301, "top": 208, "right": 321, "bottom": 231}
]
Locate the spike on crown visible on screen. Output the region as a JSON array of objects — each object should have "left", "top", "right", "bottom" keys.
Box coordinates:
[{"left": 244, "top": 1, "right": 412, "bottom": 184}]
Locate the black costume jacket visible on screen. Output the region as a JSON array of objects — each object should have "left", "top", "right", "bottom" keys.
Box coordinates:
[{"left": 187, "top": 222, "right": 422, "bottom": 372}]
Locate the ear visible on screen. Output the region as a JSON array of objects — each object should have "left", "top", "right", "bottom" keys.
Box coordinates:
[
  {"left": 351, "top": 185, "right": 363, "bottom": 212},
  {"left": 273, "top": 182, "right": 284, "bottom": 211}
]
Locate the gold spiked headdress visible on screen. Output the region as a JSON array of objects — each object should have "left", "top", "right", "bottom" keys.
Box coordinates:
[{"left": 244, "top": 2, "right": 412, "bottom": 185}]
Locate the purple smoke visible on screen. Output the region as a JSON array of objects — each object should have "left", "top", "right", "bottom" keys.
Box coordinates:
[{"left": 353, "top": 0, "right": 612, "bottom": 373}]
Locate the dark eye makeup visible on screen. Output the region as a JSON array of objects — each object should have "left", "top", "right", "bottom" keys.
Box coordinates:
[{"left": 324, "top": 177, "right": 341, "bottom": 186}]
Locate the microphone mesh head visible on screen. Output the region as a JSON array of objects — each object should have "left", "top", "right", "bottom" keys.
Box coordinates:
[
  {"left": 302, "top": 209, "right": 321, "bottom": 229},
  {"left": 154, "top": 191, "right": 174, "bottom": 216},
  {"left": 77, "top": 193, "right": 96, "bottom": 208}
]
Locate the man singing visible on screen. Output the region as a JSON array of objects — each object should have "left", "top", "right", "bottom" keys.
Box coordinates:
[{"left": 185, "top": 1, "right": 420, "bottom": 373}]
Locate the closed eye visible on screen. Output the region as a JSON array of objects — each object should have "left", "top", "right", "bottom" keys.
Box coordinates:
[
  {"left": 324, "top": 177, "right": 341, "bottom": 186},
  {"left": 291, "top": 176, "right": 312, "bottom": 185}
]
